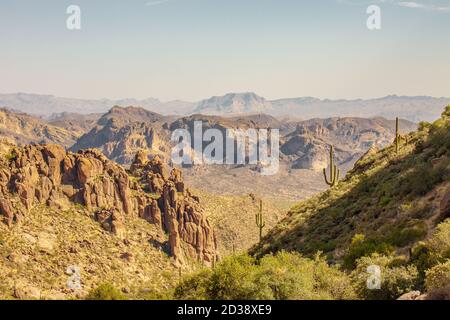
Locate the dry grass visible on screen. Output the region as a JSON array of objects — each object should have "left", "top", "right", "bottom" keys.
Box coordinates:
[{"left": 0, "top": 201, "right": 179, "bottom": 300}]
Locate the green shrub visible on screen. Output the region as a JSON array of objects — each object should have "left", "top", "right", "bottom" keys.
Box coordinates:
[
  {"left": 418, "top": 121, "right": 431, "bottom": 132},
  {"left": 174, "top": 252, "right": 356, "bottom": 300},
  {"left": 174, "top": 269, "right": 213, "bottom": 300},
  {"left": 427, "top": 219, "right": 450, "bottom": 261},
  {"left": 85, "top": 283, "right": 127, "bottom": 300},
  {"left": 343, "top": 234, "right": 393, "bottom": 270},
  {"left": 206, "top": 254, "right": 260, "bottom": 300},
  {"left": 256, "top": 252, "right": 356, "bottom": 300},
  {"left": 442, "top": 105, "right": 450, "bottom": 118},
  {"left": 410, "top": 220, "right": 450, "bottom": 287},
  {"left": 378, "top": 196, "right": 392, "bottom": 207},
  {"left": 386, "top": 222, "right": 428, "bottom": 247},
  {"left": 425, "top": 260, "right": 450, "bottom": 291},
  {"left": 410, "top": 243, "right": 435, "bottom": 282},
  {"left": 351, "top": 253, "right": 419, "bottom": 300}
]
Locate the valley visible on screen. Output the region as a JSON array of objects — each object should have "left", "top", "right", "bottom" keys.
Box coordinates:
[
  {"left": 3, "top": 0, "right": 450, "bottom": 303},
  {"left": 0, "top": 100, "right": 448, "bottom": 300}
]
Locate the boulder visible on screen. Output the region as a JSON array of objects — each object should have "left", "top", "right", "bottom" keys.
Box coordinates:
[{"left": 397, "top": 291, "right": 422, "bottom": 300}]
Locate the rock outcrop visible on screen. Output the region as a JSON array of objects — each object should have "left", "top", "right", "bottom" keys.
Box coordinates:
[
  {"left": 70, "top": 106, "right": 171, "bottom": 164},
  {"left": 129, "top": 151, "right": 217, "bottom": 265},
  {"left": 0, "top": 144, "right": 217, "bottom": 266},
  {"left": 398, "top": 285, "right": 450, "bottom": 300}
]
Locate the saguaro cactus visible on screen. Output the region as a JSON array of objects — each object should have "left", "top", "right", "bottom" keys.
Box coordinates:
[
  {"left": 255, "top": 199, "right": 266, "bottom": 242},
  {"left": 323, "top": 145, "right": 340, "bottom": 187},
  {"left": 395, "top": 117, "right": 400, "bottom": 154},
  {"left": 394, "top": 117, "right": 410, "bottom": 153}
]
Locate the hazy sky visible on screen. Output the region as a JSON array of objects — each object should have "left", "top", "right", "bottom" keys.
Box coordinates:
[{"left": 1, "top": 0, "right": 449, "bottom": 101}]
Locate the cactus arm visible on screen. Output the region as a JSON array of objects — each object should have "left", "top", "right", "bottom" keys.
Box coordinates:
[{"left": 323, "top": 168, "right": 332, "bottom": 186}]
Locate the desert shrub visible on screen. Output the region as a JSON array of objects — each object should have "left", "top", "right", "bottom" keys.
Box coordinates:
[
  {"left": 425, "top": 260, "right": 450, "bottom": 291},
  {"left": 256, "top": 252, "right": 356, "bottom": 300},
  {"left": 174, "top": 252, "right": 356, "bottom": 300},
  {"left": 418, "top": 121, "right": 431, "bottom": 132},
  {"left": 409, "top": 203, "right": 433, "bottom": 219},
  {"left": 306, "top": 254, "right": 357, "bottom": 300},
  {"left": 403, "top": 163, "right": 446, "bottom": 197},
  {"left": 343, "top": 234, "right": 393, "bottom": 270},
  {"left": 378, "top": 196, "right": 392, "bottom": 207},
  {"left": 4, "top": 151, "right": 17, "bottom": 162},
  {"left": 85, "top": 283, "right": 126, "bottom": 300},
  {"left": 206, "top": 254, "right": 260, "bottom": 300},
  {"left": 386, "top": 222, "right": 428, "bottom": 247},
  {"left": 427, "top": 219, "right": 450, "bottom": 261},
  {"left": 173, "top": 269, "right": 213, "bottom": 300},
  {"left": 410, "top": 243, "right": 435, "bottom": 283},
  {"left": 409, "top": 220, "right": 450, "bottom": 287},
  {"left": 351, "top": 253, "right": 419, "bottom": 300}
]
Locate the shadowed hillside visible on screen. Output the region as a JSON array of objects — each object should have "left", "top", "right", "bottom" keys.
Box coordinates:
[{"left": 252, "top": 107, "right": 450, "bottom": 262}]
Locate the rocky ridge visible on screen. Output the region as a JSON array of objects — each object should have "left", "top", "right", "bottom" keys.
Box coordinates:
[
  {"left": 0, "top": 143, "right": 217, "bottom": 266},
  {"left": 0, "top": 108, "right": 78, "bottom": 147}
]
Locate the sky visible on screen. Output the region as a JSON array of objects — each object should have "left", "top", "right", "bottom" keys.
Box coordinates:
[{"left": 0, "top": 0, "right": 449, "bottom": 101}]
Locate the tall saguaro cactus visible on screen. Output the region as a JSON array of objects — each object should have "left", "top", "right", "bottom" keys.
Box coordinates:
[
  {"left": 395, "top": 117, "right": 400, "bottom": 154},
  {"left": 323, "top": 145, "right": 340, "bottom": 187},
  {"left": 255, "top": 199, "right": 266, "bottom": 242}
]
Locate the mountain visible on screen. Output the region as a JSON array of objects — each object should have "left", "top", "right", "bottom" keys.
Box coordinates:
[
  {"left": 193, "top": 93, "right": 450, "bottom": 122},
  {"left": 270, "top": 95, "right": 450, "bottom": 123},
  {"left": 2, "top": 92, "right": 450, "bottom": 122},
  {"left": 193, "top": 92, "right": 273, "bottom": 115},
  {"left": 0, "top": 93, "right": 194, "bottom": 117},
  {"left": 70, "top": 106, "right": 172, "bottom": 164},
  {"left": 282, "top": 117, "right": 417, "bottom": 172},
  {"left": 70, "top": 106, "right": 417, "bottom": 204},
  {"left": 0, "top": 108, "right": 79, "bottom": 147},
  {"left": 48, "top": 112, "right": 102, "bottom": 137},
  {"left": 0, "top": 143, "right": 217, "bottom": 299}
]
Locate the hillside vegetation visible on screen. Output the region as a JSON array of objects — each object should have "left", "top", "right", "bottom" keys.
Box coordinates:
[
  {"left": 253, "top": 106, "right": 450, "bottom": 261},
  {"left": 196, "top": 190, "right": 292, "bottom": 255},
  {"left": 168, "top": 106, "right": 450, "bottom": 300}
]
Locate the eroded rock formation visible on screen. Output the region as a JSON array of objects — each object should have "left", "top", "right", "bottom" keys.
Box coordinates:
[{"left": 0, "top": 144, "right": 217, "bottom": 266}]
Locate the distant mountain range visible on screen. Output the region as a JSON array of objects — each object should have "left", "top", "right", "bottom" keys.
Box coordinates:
[
  {"left": 0, "top": 105, "right": 417, "bottom": 201},
  {"left": 0, "top": 93, "right": 194, "bottom": 118},
  {"left": 1, "top": 92, "right": 450, "bottom": 122}
]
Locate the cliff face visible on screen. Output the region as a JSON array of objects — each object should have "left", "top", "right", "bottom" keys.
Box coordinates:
[
  {"left": 281, "top": 117, "right": 418, "bottom": 172},
  {"left": 0, "top": 144, "right": 217, "bottom": 266},
  {"left": 70, "top": 106, "right": 172, "bottom": 164}
]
